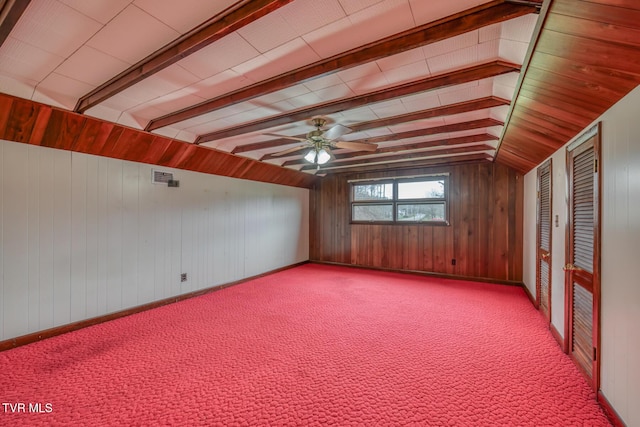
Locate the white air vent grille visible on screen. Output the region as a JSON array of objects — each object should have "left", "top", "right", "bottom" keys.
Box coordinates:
[{"left": 152, "top": 169, "right": 174, "bottom": 184}]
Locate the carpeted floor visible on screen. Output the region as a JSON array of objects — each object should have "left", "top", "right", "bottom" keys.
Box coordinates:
[{"left": 0, "top": 264, "right": 610, "bottom": 426}]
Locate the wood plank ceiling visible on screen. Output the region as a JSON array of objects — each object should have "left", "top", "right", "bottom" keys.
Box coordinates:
[{"left": 0, "top": 0, "right": 637, "bottom": 179}]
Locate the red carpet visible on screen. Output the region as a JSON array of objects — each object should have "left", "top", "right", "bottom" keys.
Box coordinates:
[{"left": 0, "top": 264, "right": 610, "bottom": 426}]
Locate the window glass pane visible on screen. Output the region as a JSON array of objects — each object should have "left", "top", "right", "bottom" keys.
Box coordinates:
[
  {"left": 397, "top": 203, "right": 446, "bottom": 222},
  {"left": 353, "top": 183, "right": 393, "bottom": 201},
  {"left": 353, "top": 204, "right": 393, "bottom": 221},
  {"left": 398, "top": 179, "right": 445, "bottom": 200}
]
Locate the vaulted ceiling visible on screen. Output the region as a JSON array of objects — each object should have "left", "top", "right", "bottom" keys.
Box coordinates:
[{"left": 0, "top": 0, "right": 638, "bottom": 182}]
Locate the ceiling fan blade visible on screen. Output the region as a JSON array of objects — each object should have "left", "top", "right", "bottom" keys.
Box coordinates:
[
  {"left": 323, "top": 124, "right": 352, "bottom": 141},
  {"left": 334, "top": 141, "right": 378, "bottom": 152},
  {"left": 270, "top": 144, "right": 310, "bottom": 157},
  {"left": 263, "top": 133, "right": 307, "bottom": 141}
]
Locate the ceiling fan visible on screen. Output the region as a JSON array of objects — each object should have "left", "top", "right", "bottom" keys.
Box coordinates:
[{"left": 265, "top": 117, "right": 377, "bottom": 166}]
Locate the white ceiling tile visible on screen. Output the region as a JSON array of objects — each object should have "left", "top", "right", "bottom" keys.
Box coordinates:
[
  {"left": 437, "top": 81, "right": 492, "bottom": 105},
  {"left": 442, "top": 110, "right": 489, "bottom": 125},
  {"left": 339, "top": 0, "right": 385, "bottom": 15},
  {"left": 11, "top": 0, "right": 102, "bottom": 58},
  {"left": 479, "top": 22, "right": 502, "bottom": 43},
  {"left": 283, "top": 92, "right": 324, "bottom": 109},
  {"left": 150, "top": 126, "right": 180, "bottom": 139},
  {"left": 237, "top": 10, "right": 299, "bottom": 53},
  {"left": 383, "top": 60, "right": 430, "bottom": 86},
  {"left": 33, "top": 72, "right": 94, "bottom": 109},
  {"left": 258, "top": 37, "right": 322, "bottom": 77},
  {"left": 338, "top": 106, "right": 379, "bottom": 124},
  {"left": 100, "top": 92, "right": 143, "bottom": 111},
  {"left": 134, "top": 0, "right": 238, "bottom": 33},
  {"left": 116, "top": 111, "right": 147, "bottom": 129},
  {"left": 193, "top": 70, "right": 254, "bottom": 100},
  {"left": 303, "top": 0, "right": 414, "bottom": 59},
  {"left": 337, "top": 62, "right": 381, "bottom": 82},
  {"left": 344, "top": 72, "right": 390, "bottom": 94},
  {"left": 280, "top": 0, "right": 346, "bottom": 35},
  {"left": 178, "top": 32, "right": 260, "bottom": 79},
  {"left": 487, "top": 126, "right": 502, "bottom": 138},
  {"left": 231, "top": 54, "right": 271, "bottom": 80},
  {"left": 489, "top": 105, "right": 510, "bottom": 122},
  {"left": 400, "top": 94, "right": 442, "bottom": 113},
  {"left": 86, "top": 5, "right": 180, "bottom": 64},
  {"left": 303, "top": 73, "right": 345, "bottom": 92},
  {"left": 302, "top": 17, "right": 357, "bottom": 58},
  {"left": 502, "top": 14, "right": 539, "bottom": 43},
  {"left": 498, "top": 39, "right": 529, "bottom": 65},
  {"left": 55, "top": 45, "right": 130, "bottom": 86},
  {"left": 427, "top": 45, "right": 478, "bottom": 75},
  {"left": 251, "top": 84, "right": 310, "bottom": 105},
  {"left": 118, "top": 63, "right": 200, "bottom": 104},
  {"left": 0, "top": 37, "right": 64, "bottom": 81},
  {"left": 493, "top": 81, "right": 518, "bottom": 102},
  {"left": 376, "top": 47, "right": 426, "bottom": 72},
  {"left": 347, "top": 0, "right": 415, "bottom": 42},
  {"left": 493, "top": 72, "right": 519, "bottom": 89},
  {"left": 423, "top": 31, "right": 478, "bottom": 59},
  {"left": 84, "top": 104, "right": 123, "bottom": 123},
  {"left": 142, "top": 92, "right": 206, "bottom": 114},
  {"left": 368, "top": 98, "right": 406, "bottom": 117},
  {"left": 478, "top": 39, "right": 500, "bottom": 63},
  {"left": 313, "top": 82, "right": 356, "bottom": 101},
  {"left": 175, "top": 130, "right": 198, "bottom": 143},
  {"left": 0, "top": 74, "right": 36, "bottom": 100},
  {"left": 408, "top": 0, "right": 488, "bottom": 26},
  {"left": 60, "top": 0, "right": 131, "bottom": 24},
  {"left": 389, "top": 117, "right": 445, "bottom": 133}
]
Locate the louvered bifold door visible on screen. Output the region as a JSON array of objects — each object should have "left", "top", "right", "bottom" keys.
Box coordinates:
[
  {"left": 565, "top": 127, "right": 600, "bottom": 390},
  {"left": 537, "top": 160, "right": 552, "bottom": 321}
]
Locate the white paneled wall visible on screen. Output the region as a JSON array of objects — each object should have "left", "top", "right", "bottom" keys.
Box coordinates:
[
  {"left": 0, "top": 140, "right": 309, "bottom": 341},
  {"left": 523, "top": 84, "right": 640, "bottom": 426}
]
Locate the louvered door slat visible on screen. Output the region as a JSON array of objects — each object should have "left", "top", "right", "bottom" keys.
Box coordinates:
[
  {"left": 536, "top": 160, "right": 552, "bottom": 322},
  {"left": 540, "top": 260, "right": 550, "bottom": 317},
  {"left": 572, "top": 282, "right": 594, "bottom": 378},
  {"left": 572, "top": 148, "right": 594, "bottom": 273}
]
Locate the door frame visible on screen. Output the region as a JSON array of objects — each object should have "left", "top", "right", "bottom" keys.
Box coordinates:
[
  {"left": 564, "top": 122, "right": 602, "bottom": 392},
  {"left": 536, "top": 158, "right": 552, "bottom": 322}
]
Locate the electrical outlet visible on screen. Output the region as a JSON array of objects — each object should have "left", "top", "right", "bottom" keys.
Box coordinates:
[{"left": 180, "top": 273, "right": 187, "bottom": 282}]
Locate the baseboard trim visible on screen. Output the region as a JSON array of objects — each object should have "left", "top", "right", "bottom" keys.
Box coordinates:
[
  {"left": 550, "top": 323, "right": 567, "bottom": 353},
  {"left": 310, "top": 260, "right": 524, "bottom": 287},
  {"left": 598, "top": 390, "right": 626, "bottom": 427},
  {"left": 0, "top": 261, "right": 309, "bottom": 352},
  {"left": 521, "top": 282, "right": 536, "bottom": 306}
]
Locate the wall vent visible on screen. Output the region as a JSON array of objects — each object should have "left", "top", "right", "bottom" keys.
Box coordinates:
[{"left": 152, "top": 169, "right": 173, "bottom": 184}]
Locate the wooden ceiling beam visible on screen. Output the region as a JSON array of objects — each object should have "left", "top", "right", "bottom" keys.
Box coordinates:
[
  {"left": 197, "top": 61, "right": 518, "bottom": 143},
  {"left": 241, "top": 96, "right": 508, "bottom": 155},
  {"left": 300, "top": 144, "right": 495, "bottom": 171},
  {"left": 74, "top": 0, "right": 294, "bottom": 113},
  {"left": 0, "top": 0, "right": 31, "bottom": 46},
  {"left": 146, "top": 0, "right": 537, "bottom": 131},
  {"left": 317, "top": 154, "right": 491, "bottom": 175},
  {"left": 280, "top": 133, "right": 498, "bottom": 166}
]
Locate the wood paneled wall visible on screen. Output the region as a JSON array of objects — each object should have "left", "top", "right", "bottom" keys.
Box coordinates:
[{"left": 310, "top": 162, "right": 523, "bottom": 282}]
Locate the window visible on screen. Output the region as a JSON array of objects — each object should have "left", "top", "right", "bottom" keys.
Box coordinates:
[{"left": 350, "top": 175, "right": 449, "bottom": 224}]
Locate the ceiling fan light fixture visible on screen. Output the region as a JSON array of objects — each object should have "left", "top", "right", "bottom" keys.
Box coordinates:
[
  {"left": 317, "top": 148, "right": 330, "bottom": 165},
  {"left": 304, "top": 149, "right": 317, "bottom": 163}
]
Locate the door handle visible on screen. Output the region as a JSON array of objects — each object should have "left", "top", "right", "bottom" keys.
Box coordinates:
[
  {"left": 563, "top": 263, "right": 582, "bottom": 271},
  {"left": 541, "top": 253, "right": 550, "bottom": 260}
]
